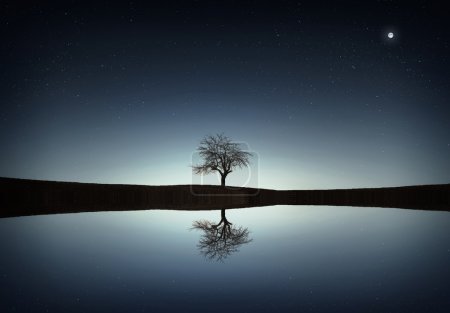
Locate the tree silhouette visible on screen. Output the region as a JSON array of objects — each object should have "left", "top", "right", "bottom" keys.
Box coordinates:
[
  {"left": 192, "top": 133, "right": 252, "bottom": 186},
  {"left": 192, "top": 209, "right": 252, "bottom": 262}
]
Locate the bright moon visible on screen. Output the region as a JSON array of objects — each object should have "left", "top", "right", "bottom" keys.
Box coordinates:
[{"left": 388, "top": 32, "right": 394, "bottom": 39}]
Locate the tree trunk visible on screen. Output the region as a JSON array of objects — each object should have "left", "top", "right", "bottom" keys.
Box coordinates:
[
  {"left": 220, "top": 209, "right": 231, "bottom": 226},
  {"left": 221, "top": 174, "right": 226, "bottom": 187}
]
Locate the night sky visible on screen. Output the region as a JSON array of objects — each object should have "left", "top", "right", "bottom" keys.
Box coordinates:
[{"left": 1, "top": 1, "right": 449, "bottom": 189}]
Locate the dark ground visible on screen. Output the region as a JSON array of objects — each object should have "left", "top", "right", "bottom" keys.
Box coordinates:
[{"left": 1, "top": 177, "right": 449, "bottom": 218}]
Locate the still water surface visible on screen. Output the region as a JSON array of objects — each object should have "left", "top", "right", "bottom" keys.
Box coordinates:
[{"left": 0, "top": 205, "right": 449, "bottom": 312}]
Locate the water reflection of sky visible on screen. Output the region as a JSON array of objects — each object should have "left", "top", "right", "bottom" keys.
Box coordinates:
[{"left": 1, "top": 206, "right": 449, "bottom": 312}]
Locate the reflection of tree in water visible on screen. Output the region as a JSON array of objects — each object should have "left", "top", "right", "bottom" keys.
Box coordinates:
[{"left": 192, "top": 209, "right": 252, "bottom": 262}]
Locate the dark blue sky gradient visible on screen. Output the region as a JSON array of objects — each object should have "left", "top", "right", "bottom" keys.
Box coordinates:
[{"left": 1, "top": 1, "right": 449, "bottom": 189}]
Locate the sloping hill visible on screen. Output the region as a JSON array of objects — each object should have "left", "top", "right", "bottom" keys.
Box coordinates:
[{"left": 1, "top": 177, "right": 449, "bottom": 217}]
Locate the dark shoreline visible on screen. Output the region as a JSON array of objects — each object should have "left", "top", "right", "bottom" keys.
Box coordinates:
[{"left": 1, "top": 177, "right": 449, "bottom": 218}]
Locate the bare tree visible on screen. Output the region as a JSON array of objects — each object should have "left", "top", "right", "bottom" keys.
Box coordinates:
[
  {"left": 192, "top": 209, "right": 252, "bottom": 262},
  {"left": 192, "top": 133, "right": 252, "bottom": 187}
]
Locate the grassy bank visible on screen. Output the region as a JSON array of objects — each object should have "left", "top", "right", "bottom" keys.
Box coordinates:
[{"left": 1, "top": 177, "right": 449, "bottom": 217}]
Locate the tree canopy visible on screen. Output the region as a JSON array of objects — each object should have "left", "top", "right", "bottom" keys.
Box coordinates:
[
  {"left": 192, "top": 133, "right": 252, "bottom": 186},
  {"left": 192, "top": 209, "right": 252, "bottom": 262}
]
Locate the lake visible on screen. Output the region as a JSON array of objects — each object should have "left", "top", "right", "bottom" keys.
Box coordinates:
[{"left": 1, "top": 205, "right": 449, "bottom": 312}]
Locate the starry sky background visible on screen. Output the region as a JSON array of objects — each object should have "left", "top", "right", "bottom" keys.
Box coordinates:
[{"left": 1, "top": 1, "right": 449, "bottom": 189}]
